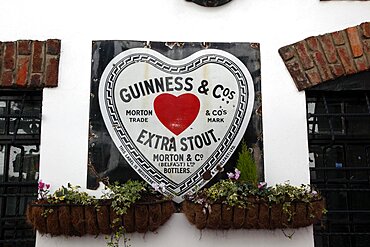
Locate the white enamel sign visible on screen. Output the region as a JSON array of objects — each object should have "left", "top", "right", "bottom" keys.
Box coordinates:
[{"left": 99, "top": 48, "right": 254, "bottom": 202}]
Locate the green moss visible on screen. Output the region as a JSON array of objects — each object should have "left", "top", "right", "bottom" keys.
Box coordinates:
[{"left": 236, "top": 141, "right": 258, "bottom": 185}]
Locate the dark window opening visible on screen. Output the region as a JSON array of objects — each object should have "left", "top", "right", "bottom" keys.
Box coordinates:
[
  {"left": 307, "top": 90, "right": 370, "bottom": 247},
  {"left": 0, "top": 90, "right": 42, "bottom": 247}
]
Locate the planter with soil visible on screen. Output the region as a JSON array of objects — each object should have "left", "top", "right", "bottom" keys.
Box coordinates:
[
  {"left": 182, "top": 197, "right": 325, "bottom": 230},
  {"left": 27, "top": 199, "right": 176, "bottom": 236}
]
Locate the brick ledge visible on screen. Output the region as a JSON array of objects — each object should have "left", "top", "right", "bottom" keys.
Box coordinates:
[
  {"left": 0, "top": 39, "right": 61, "bottom": 89},
  {"left": 279, "top": 22, "right": 370, "bottom": 91}
]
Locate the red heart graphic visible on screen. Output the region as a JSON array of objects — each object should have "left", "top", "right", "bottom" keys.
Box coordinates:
[{"left": 154, "top": 93, "right": 200, "bottom": 135}]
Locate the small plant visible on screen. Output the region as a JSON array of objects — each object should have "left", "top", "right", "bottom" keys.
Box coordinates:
[
  {"left": 40, "top": 208, "right": 54, "bottom": 218},
  {"left": 267, "top": 182, "right": 321, "bottom": 223},
  {"left": 102, "top": 181, "right": 145, "bottom": 247},
  {"left": 38, "top": 180, "right": 50, "bottom": 199},
  {"left": 151, "top": 182, "right": 166, "bottom": 193},
  {"left": 37, "top": 180, "right": 53, "bottom": 217},
  {"left": 236, "top": 141, "right": 258, "bottom": 185},
  {"left": 207, "top": 179, "right": 240, "bottom": 206},
  {"left": 103, "top": 181, "right": 147, "bottom": 216},
  {"left": 29, "top": 180, "right": 174, "bottom": 247},
  {"left": 189, "top": 180, "right": 322, "bottom": 208},
  {"left": 102, "top": 181, "right": 170, "bottom": 247},
  {"left": 47, "top": 183, "right": 97, "bottom": 206},
  {"left": 38, "top": 183, "right": 98, "bottom": 218},
  {"left": 268, "top": 182, "right": 319, "bottom": 204},
  {"left": 185, "top": 177, "right": 325, "bottom": 233},
  {"left": 227, "top": 168, "right": 241, "bottom": 180}
]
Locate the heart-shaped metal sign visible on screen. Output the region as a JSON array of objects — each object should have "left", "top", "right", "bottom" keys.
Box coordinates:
[{"left": 99, "top": 48, "right": 254, "bottom": 202}]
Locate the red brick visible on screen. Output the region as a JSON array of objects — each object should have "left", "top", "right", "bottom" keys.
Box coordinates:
[
  {"left": 361, "top": 22, "right": 370, "bottom": 38},
  {"left": 294, "top": 41, "right": 314, "bottom": 69},
  {"left": 330, "top": 64, "right": 345, "bottom": 77},
  {"left": 32, "top": 41, "right": 44, "bottom": 72},
  {"left": 17, "top": 40, "right": 32, "bottom": 55},
  {"left": 4, "top": 42, "right": 15, "bottom": 70},
  {"left": 364, "top": 39, "right": 370, "bottom": 51},
  {"left": 337, "top": 46, "right": 357, "bottom": 74},
  {"left": 346, "top": 27, "right": 363, "bottom": 58},
  {"left": 30, "top": 73, "right": 42, "bottom": 87},
  {"left": 0, "top": 42, "right": 3, "bottom": 75},
  {"left": 16, "top": 56, "right": 30, "bottom": 87},
  {"left": 45, "top": 56, "right": 59, "bottom": 87},
  {"left": 285, "top": 59, "right": 309, "bottom": 91},
  {"left": 305, "top": 68, "right": 322, "bottom": 86},
  {"left": 313, "top": 51, "right": 333, "bottom": 81},
  {"left": 319, "top": 34, "right": 338, "bottom": 64},
  {"left": 278, "top": 46, "right": 295, "bottom": 61},
  {"left": 332, "top": 31, "right": 345, "bottom": 45},
  {"left": 1, "top": 71, "right": 13, "bottom": 86},
  {"left": 363, "top": 40, "right": 370, "bottom": 65},
  {"left": 354, "top": 56, "right": 369, "bottom": 72},
  {"left": 46, "top": 39, "right": 61, "bottom": 55},
  {"left": 306, "top": 37, "right": 319, "bottom": 51}
]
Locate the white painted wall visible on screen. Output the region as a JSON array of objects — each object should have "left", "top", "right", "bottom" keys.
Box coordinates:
[{"left": 1, "top": 0, "right": 369, "bottom": 246}]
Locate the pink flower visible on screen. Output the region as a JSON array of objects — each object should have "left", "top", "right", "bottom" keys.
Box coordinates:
[
  {"left": 151, "top": 182, "right": 166, "bottom": 193},
  {"left": 227, "top": 168, "right": 241, "bottom": 180},
  {"left": 258, "top": 182, "right": 267, "bottom": 189},
  {"left": 234, "top": 169, "right": 241, "bottom": 180},
  {"left": 37, "top": 180, "right": 50, "bottom": 199},
  {"left": 38, "top": 180, "right": 45, "bottom": 190},
  {"left": 152, "top": 183, "right": 160, "bottom": 191}
]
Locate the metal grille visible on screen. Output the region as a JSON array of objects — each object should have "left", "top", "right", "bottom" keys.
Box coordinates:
[
  {"left": 307, "top": 91, "right": 370, "bottom": 247},
  {"left": 0, "top": 90, "right": 42, "bottom": 247}
]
